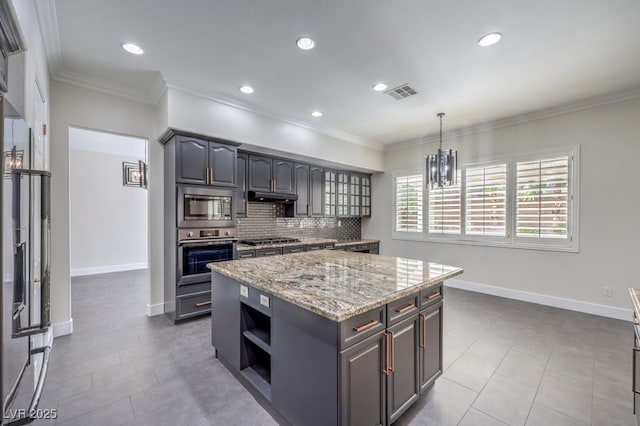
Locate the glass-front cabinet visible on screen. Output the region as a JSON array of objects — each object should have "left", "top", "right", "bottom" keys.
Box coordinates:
[
  {"left": 324, "top": 169, "right": 337, "bottom": 216},
  {"left": 337, "top": 171, "right": 350, "bottom": 217},
  {"left": 349, "top": 174, "right": 361, "bottom": 216},
  {"left": 361, "top": 174, "right": 371, "bottom": 217}
]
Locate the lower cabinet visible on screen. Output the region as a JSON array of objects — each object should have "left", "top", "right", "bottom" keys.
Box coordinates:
[
  {"left": 419, "top": 301, "right": 443, "bottom": 391},
  {"left": 386, "top": 316, "right": 420, "bottom": 424},
  {"left": 340, "top": 332, "right": 386, "bottom": 426}
]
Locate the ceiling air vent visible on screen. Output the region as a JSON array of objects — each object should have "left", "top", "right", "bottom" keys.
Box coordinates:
[{"left": 385, "top": 84, "right": 417, "bottom": 100}]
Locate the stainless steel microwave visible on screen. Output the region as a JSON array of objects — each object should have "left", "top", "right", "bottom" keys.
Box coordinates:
[{"left": 177, "top": 185, "right": 235, "bottom": 228}]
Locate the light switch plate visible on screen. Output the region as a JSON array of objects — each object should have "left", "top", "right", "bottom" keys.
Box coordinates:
[
  {"left": 260, "top": 294, "right": 270, "bottom": 308},
  {"left": 240, "top": 285, "right": 248, "bottom": 298}
]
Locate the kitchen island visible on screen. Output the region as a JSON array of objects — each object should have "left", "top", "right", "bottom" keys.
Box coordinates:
[{"left": 208, "top": 250, "right": 462, "bottom": 426}]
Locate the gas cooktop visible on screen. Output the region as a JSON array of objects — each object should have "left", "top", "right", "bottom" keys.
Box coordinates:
[{"left": 240, "top": 237, "right": 301, "bottom": 246}]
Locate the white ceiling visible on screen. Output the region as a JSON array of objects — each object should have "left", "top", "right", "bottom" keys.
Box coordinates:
[{"left": 40, "top": 0, "right": 640, "bottom": 149}]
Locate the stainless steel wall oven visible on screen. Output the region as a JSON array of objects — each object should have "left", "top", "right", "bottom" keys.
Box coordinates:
[{"left": 177, "top": 228, "right": 237, "bottom": 287}]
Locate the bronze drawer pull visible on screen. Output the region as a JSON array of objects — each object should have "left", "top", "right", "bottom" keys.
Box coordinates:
[
  {"left": 426, "top": 291, "right": 441, "bottom": 300},
  {"left": 195, "top": 300, "right": 212, "bottom": 308},
  {"left": 394, "top": 303, "right": 415, "bottom": 313},
  {"left": 353, "top": 319, "right": 379, "bottom": 333},
  {"left": 419, "top": 313, "right": 426, "bottom": 348}
]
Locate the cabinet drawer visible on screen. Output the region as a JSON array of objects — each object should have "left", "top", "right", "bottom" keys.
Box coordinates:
[
  {"left": 305, "top": 244, "right": 323, "bottom": 251},
  {"left": 322, "top": 243, "right": 335, "bottom": 249},
  {"left": 239, "top": 284, "right": 272, "bottom": 317},
  {"left": 387, "top": 294, "right": 419, "bottom": 326},
  {"left": 177, "top": 291, "right": 212, "bottom": 319},
  {"left": 177, "top": 281, "right": 211, "bottom": 296},
  {"left": 255, "top": 247, "right": 283, "bottom": 257},
  {"left": 238, "top": 250, "right": 257, "bottom": 259},
  {"left": 420, "top": 284, "right": 443, "bottom": 309},
  {"left": 339, "top": 307, "right": 386, "bottom": 350},
  {"left": 283, "top": 245, "right": 305, "bottom": 254}
]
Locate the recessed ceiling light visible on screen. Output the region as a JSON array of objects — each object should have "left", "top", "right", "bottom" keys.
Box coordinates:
[
  {"left": 122, "top": 43, "right": 144, "bottom": 55},
  {"left": 311, "top": 111, "right": 323, "bottom": 118},
  {"left": 239, "top": 85, "right": 254, "bottom": 94},
  {"left": 372, "top": 83, "right": 389, "bottom": 92},
  {"left": 477, "top": 32, "right": 502, "bottom": 47},
  {"left": 296, "top": 37, "right": 316, "bottom": 50}
]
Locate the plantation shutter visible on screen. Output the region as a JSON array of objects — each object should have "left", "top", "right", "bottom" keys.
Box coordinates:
[
  {"left": 516, "top": 157, "right": 569, "bottom": 238},
  {"left": 395, "top": 175, "right": 423, "bottom": 232},
  {"left": 465, "top": 164, "right": 507, "bottom": 236},
  {"left": 428, "top": 171, "right": 461, "bottom": 234}
]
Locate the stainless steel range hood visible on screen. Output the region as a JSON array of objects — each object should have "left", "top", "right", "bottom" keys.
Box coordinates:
[{"left": 248, "top": 191, "right": 298, "bottom": 203}]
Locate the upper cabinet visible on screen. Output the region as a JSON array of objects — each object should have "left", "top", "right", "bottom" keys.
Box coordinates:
[
  {"left": 361, "top": 174, "right": 372, "bottom": 217},
  {"left": 294, "top": 163, "right": 310, "bottom": 216},
  {"left": 176, "top": 136, "right": 237, "bottom": 187},
  {"left": 310, "top": 166, "right": 324, "bottom": 217},
  {"left": 236, "top": 152, "right": 248, "bottom": 217},
  {"left": 337, "top": 171, "right": 350, "bottom": 217},
  {"left": 324, "top": 169, "right": 337, "bottom": 217},
  {"left": 248, "top": 154, "right": 294, "bottom": 194}
]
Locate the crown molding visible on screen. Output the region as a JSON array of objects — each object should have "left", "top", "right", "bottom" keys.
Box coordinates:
[
  {"left": 34, "top": 0, "right": 61, "bottom": 74},
  {"left": 163, "top": 77, "right": 383, "bottom": 151},
  {"left": 384, "top": 87, "right": 640, "bottom": 152},
  {"left": 54, "top": 69, "right": 157, "bottom": 104}
]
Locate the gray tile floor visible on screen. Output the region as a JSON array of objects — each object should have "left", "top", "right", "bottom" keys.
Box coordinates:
[{"left": 35, "top": 270, "right": 633, "bottom": 425}]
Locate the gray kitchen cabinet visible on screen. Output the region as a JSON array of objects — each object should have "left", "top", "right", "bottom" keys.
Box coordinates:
[
  {"left": 248, "top": 154, "right": 294, "bottom": 194},
  {"left": 310, "top": 165, "right": 324, "bottom": 216},
  {"left": 254, "top": 247, "right": 283, "bottom": 257},
  {"left": 324, "top": 169, "right": 337, "bottom": 217},
  {"left": 274, "top": 159, "right": 295, "bottom": 193},
  {"left": 294, "top": 163, "right": 310, "bottom": 216},
  {"left": 337, "top": 171, "right": 350, "bottom": 217},
  {"left": 237, "top": 152, "right": 248, "bottom": 216},
  {"left": 238, "top": 250, "right": 257, "bottom": 259},
  {"left": 248, "top": 155, "right": 273, "bottom": 192},
  {"left": 282, "top": 245, "right": 305, "bottom": 254},
  {"left": 387, "top": 315, "right": 420, "bottom": 424},
  {"left": 349, "top": 173, "right": 361, "bottom": 217},
  {"left": 340, "top": 332, "right": 386, "bottom": 426},
  {"left": 176, "top": 136, "right": 237, "bottom": 186},
  {"left": 419, "top": 301, "right": 443, "bottom": 392},
  {"left": 361, "top": 174, "right": 372, "bottom": 217}
]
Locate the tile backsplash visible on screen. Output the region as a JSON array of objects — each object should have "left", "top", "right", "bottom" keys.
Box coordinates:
[{"left": 237, "top": 202, "right": 361, "bottom": 240}]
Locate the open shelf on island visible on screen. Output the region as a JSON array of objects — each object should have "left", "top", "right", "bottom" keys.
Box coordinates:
[{"left": 243, "top": 329, "right": 271, "bottom": 354}]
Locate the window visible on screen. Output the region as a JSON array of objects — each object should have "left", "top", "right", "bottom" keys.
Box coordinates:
[
  {"left": 465, "top": 164, "right": 508, "bottom": 237},
  {"left": 516, "top": 156, "right": 569, "bottom": 239},
  {"left": 392, "top": 147, "right": 579, "bottom": 252},
  {"left": 394, "top": 174, "right": 423, "bottom": 232},
  {"left": 428, "top": 171, "right": 461, "bottom": 235}
]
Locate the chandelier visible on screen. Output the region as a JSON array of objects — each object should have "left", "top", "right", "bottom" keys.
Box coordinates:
[{"left": 426, "top": 112, "right": 457, "bottom": 188}]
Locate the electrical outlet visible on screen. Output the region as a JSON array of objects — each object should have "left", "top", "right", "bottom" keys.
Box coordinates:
[
  {"left": 603, "top": 286, "right": 613, "bottom": 297},
  {"left": 338, "top": 220, "right": 342, "bottom": 227}
]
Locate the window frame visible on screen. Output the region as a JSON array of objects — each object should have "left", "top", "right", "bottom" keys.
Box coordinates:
[
  {"left": 392, "top": 146, "right": 580, "bottom": 252},
  {"left": 392, "top": 170, "right": 426, "bottom": 240}
]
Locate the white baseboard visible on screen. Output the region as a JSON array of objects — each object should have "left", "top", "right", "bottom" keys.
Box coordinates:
[
  {"left": 146, "top": 303, "right": 164, "bottom": 317},
  {"left": 445, "top": 279, "right": 632, "bottom": 321},
  {"left": 70, "top": 262, "right": 148, "bottom": 277},
  {"left": 52, "top": 318, "right": 73, "bottom": 337}
]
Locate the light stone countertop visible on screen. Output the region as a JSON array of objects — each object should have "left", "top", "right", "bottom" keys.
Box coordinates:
[
  {"left": 208, "top": 250, "right": 462, "bottom": 322},
  {"left": 236, "top": 238, "right": 380, "bottom": 251}
]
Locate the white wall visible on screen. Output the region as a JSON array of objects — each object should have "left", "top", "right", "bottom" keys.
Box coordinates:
[
  {"left": 364, "top": 96, "right": 640, "bottom": 316},
  {"left": 50, "top": 81, "right": 163, "bottom": 332},
  {"left": 166, "top": 88, "right": 384, "bottom": 171},
  {"left": 69, "top": 128, "right": 148, "bottom": 276}
]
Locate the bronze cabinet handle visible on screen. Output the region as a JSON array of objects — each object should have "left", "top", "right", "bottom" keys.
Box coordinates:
[
  {"left": 353, "top": 319, "right": 379, "bottom": 333},
  {"left": 394, "top": 303, "right": 415, "bottom": 314},
  {"left": 195, "top": 300, "right": 212, "bottom": 308},
  {"left": 419, "top": 313, "right": 426, "bottom": 348},
  {"left": 383, "top": 332, "right": 390, "bottom": 375},
  {"left": 426, "top": 291, "right": 441, "bottom": 300},
  {"left": 389, "top": 330, "right": 395, "bottom": 373}
]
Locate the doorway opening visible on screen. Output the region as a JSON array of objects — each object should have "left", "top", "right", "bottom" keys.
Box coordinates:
[{"left": 68, "top": 127, "right": 149, "bottom": 325}]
